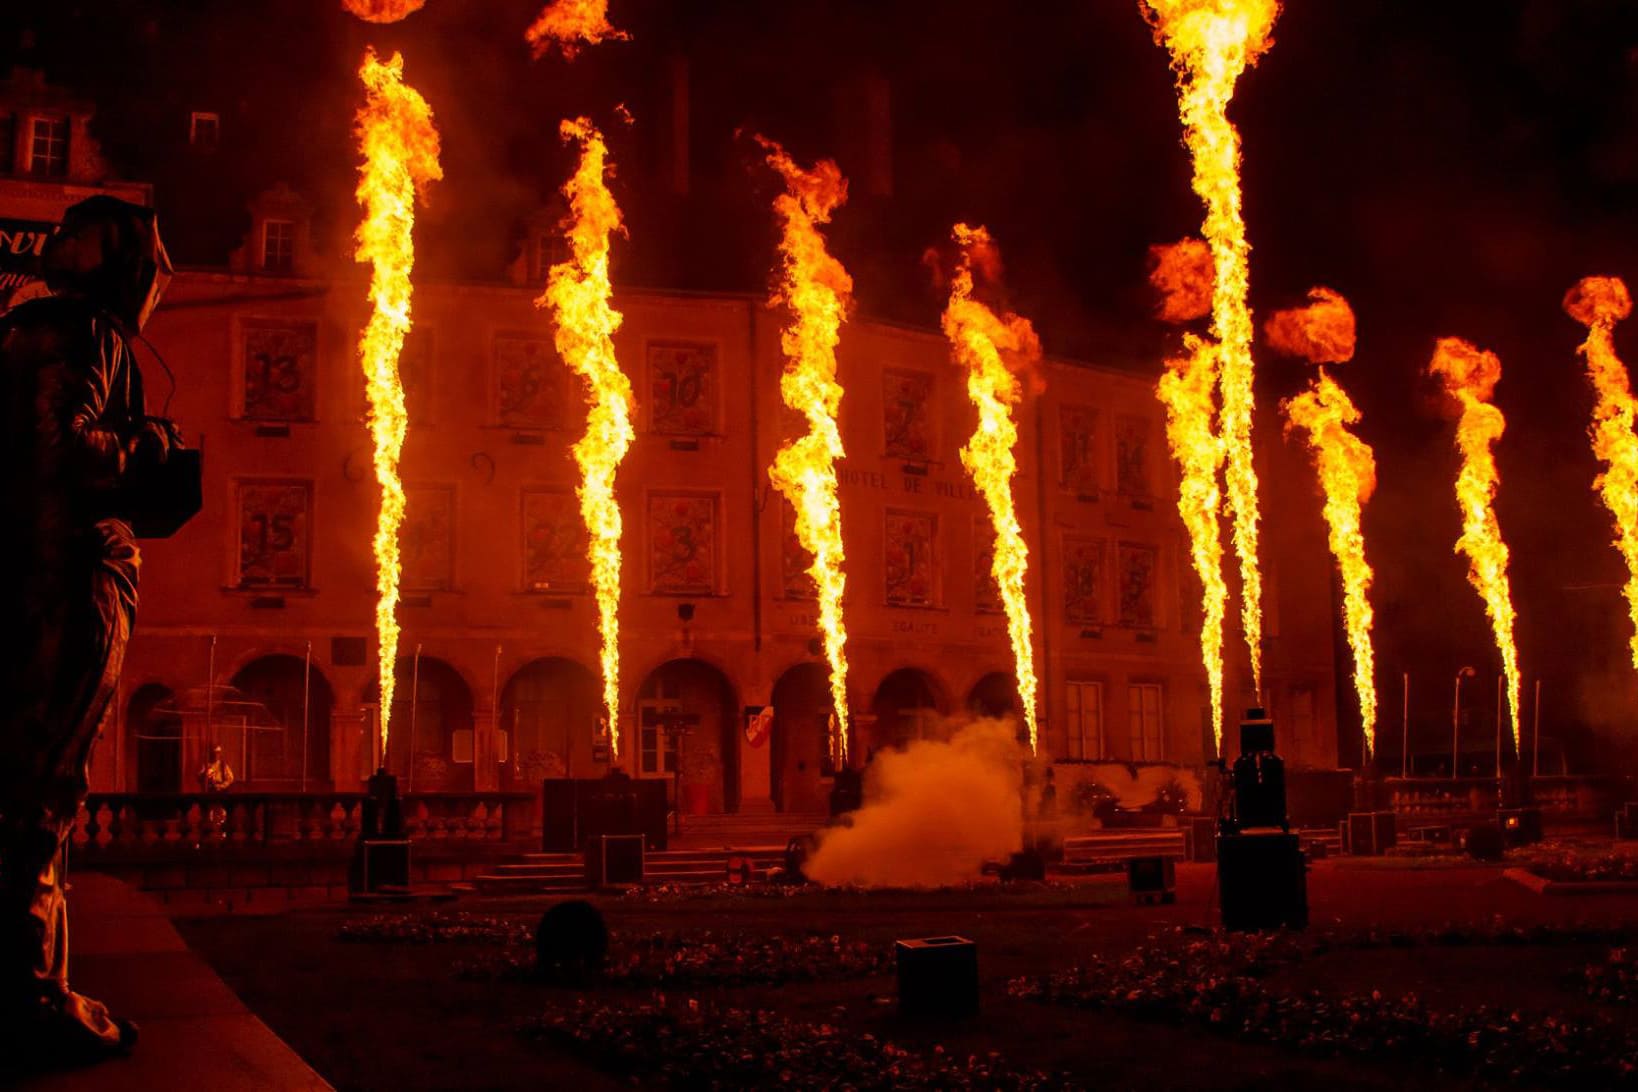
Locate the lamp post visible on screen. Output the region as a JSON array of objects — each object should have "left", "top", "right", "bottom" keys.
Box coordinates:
[{"left": 1451, "top": 666, "right": 1476, "bottom": 779}]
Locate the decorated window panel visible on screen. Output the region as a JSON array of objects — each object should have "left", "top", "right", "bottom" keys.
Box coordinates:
[
  {"left": 236, "top": 480, "right": 312, "bottom": 588},
  {"left": 1115, "top": 414, "right": 1153, "bottom": 498},
  {"left": 1062, "top": 535, "right": 1106, "bottom": 626},
  {"left": 883, "top": 369, "right": 935, "bottom": 462},
  {"left": 884, "top": 509, "right": 938, "bottom": 607},
  {"left": 399, "top": 327, "right": 435, "bottom": 425},
  {"left": 402, "top": 485, "right": 454, "bottom": 592},
  {"left": 241, "top": 319, "right": 318, "bottom": 421},
  {"left": 779, "top": 497, "right": 817, "bottom": 600},
  {"left": 1118, "top": 541, "right": 1160, "bottom": 629},
  {"left": 973, "top": 517, "right": 1003, "bottom": 615},
  {"left": 648, "top": 492, "right": 719, "bottom": 595},
  {"left": 647, "top": 340, "right": 717, "bottom": 435},
  {"left": 493, "top": 334, "right": 567, "bottom": 431},
  {"left": 1059, "top": 404, "right": 1100, "bottom": 495},
  {"left": 520, "top": 489, "right": 589, "bottom": 593}
]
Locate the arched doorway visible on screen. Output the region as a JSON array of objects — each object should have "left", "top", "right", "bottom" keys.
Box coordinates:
[
  {"left": 869, "top": 668, "right": 947, "bottom": 753},
  {"left": 128, "top": 684, "right": 181, "bottom": 794},
  {"left": 770, "top": 662, "right": 831, "bottom": 813},
  {"left": 635, "top": 659, "right": 738, "bottom": 814},
  {"left": 967, "top": 671, "right": 1026, "bottom": 742},
  {"left": 500, "top": 657, "right": 599, "bottom": 787},
  {"left": 366, "top": 657, "right": 475, "bottom": 792},
  {"left": 230, "top": 655, "right": 335, "bottom": 788}
]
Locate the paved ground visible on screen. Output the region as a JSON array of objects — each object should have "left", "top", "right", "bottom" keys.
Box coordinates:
[{"left": 12, "top": 873, "right": 329, "bottom": 1092}]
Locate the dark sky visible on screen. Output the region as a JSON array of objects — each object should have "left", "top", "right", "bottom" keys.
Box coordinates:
[{"left": 8, "top": 0, "right": 1638, "bottom": 764}]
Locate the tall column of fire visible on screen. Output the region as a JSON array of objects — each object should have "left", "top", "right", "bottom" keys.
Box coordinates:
[
  {"left": 1428, "top": 338, "right": 1522, "bottom": 749},
  {"left": 941, "top": 224, "right": 1043, "bottom": 752},
  {"left": 537, "top": 119, "right": 634, "bottom": 757},
  {"left": 1271, "top": 289, "right": 1379, "bottom": 758},
  {"left": 354, "top": 49, "right": 442, "bottom": 761},
  {"left": 1151, "top": 238, "right": 1229, "bottom": 752},
  {"left": 1144, "top": 0, "right": 1280, "bottom": 693},
  {"left": 757, "top": 137, "right": 855, "bottom": 766},
  {"left": 1564, "top": 277, "right": 1638, "bottom": 672}
]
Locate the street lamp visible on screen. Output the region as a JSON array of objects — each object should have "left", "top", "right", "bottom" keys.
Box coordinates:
[{"left": 1451, "top": 666, "right": 1477, "bottom": 778}]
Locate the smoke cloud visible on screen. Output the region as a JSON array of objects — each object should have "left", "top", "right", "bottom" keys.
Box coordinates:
[{"left": 804, "top": 719, "right": 1024, "bottom": 888}]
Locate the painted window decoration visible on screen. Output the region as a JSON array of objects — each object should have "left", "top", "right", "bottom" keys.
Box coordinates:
[
  {"left": 974, "top": 521, "right": 1003, "bottom": 615},
  {"left": 241, "top": 319, "right": 317, "bottom": 421},
  {"left": 649, "top": 493, "right": 718, "bottom": 595},
  {"left": 521, "top": 489, "right": 588, "bottom": 593},
  {"left": 1063, "top": 535, "right": 1106, "bottom": 625},
  {"left": 885, "top": 510, "right": 938, "bottom": 607},
  {"left": 402, "top": 486, "right": 454, "bottom": 592},
  {"left": 1119, "top": 541, "right": 1160, "bottom": 629},
  {"left": 883, "top": 369, "right": 934, "bottom": 461},
  {"left": 399, "top": 327, "right": 434, "bottom": 425},
  {"left": 780, "top": 498, "right": 816, "bottom": 600},
  {"left": 1060, "top": 405, "right": 1100, "bottom": 495},
  {"left": 648, "top": 340, "right": 717, "bottom": 435},
  {"left": 237, "top": 481, "right": 311, "bottom": 588},
  {"left": 494, "top": 334, "right": 567, "bottom": 430},
  {"left": 1116, "top": 414, "right": 1152, "bottom": 498}
]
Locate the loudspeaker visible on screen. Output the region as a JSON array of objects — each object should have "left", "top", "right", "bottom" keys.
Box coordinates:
[
  {"left": 1344, "top": 811, "right": 1397, "bottom": 856},
  {"left": 584, "top": 833, "right": 644, "bottom": 887},
  {"left": 1218, "top": 830, "right": 1307, "bottom": 931},
  {"left": 351, "top": 838, "right": 411, "bottom": 892},
  {"left": 1127, "top": 855, "right": 1176, "bottom": 904},
  {"left": 896, "top": 936, "right": 978, "bottom": 1019}
]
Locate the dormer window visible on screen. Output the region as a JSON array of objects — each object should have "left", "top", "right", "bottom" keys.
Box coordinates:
[
  {"left": 533, "top": 233, "right": 567, "bottom": 283},
  {"left": 0, "top": 115, "right": 14, "bottom": 174},
  {"left": 262, "top": 219, "right": 295, "bottom": 273},
  {"left": 26, "top": 116, "right": 68, "bottom": 178},
  {"left": 189, "top": 111, "right": 220, "bottom": 152}
]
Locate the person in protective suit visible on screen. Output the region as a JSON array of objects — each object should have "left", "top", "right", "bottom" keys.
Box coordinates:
[{"left": 0, "top": 195, "right": 178, "bottom": 1063}]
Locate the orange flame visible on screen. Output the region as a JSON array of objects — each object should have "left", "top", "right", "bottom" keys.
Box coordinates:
[
  {"left": 757, "top": 136, "right": 854, "bottom": 766},
  {"left": 343, "top": 0, "right": 426, "bottom": 22},
  {"left": 1148, "top": 237, "right": 1214, "bottom": 324},
  {"left": 1428, "top": 337, "right": 1521, "bottom": 750},
  {"left": 536, "top": 118, "right": 633, "bottom": 757},
  {"left": 1282, "top": 368, "right": 1378, "bottom": 758},
  {"left": 1158, "top": 334, "right": 1229, "bottom": 751},
  {"left": 941, "top": 224, "right": 1043, "bottom": 753},
  {"left": 1265, "top": 286, "right": 1356, "bottom": 365},
  {"left": 1145, "top": 0, "right": 1279, "bottom": 695},
  {"left": 354, "top": 48, "right": 442, "bottom": 758},
  {"left": 526, "top": 0, "right": 628, "bottom": 59},
  {"left": 1565, "top": 275, "right": 1638, "bottom": 673}
]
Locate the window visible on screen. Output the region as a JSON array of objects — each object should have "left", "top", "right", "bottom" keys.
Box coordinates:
[
  {"left": 261, "top": 219, "right": 295, "bottom": 273},
  {"left": 647, "top": 492, "right": 718, "bottom": 595},
  {"left": 1065, "top": 680, "right": 1105, "bottom": 760},
  {"left": 1128, "top": 683, "right": 1164, "bottom": 761},
  {"left": 884, "top": 510, "right": 938, "bottom": 607},
  {"left": 240, "top": 319, "right": 318, "bottom": 421},
  {"left": 189, "top": 111, "right": 220, "bottom": 152},
  {"left": 638, "top": 703, "right": 683, "bottom": 776},
  {"left": 883, "top": 370, "right": 934, "bottom": 461},
  {"left": 647, "top": 341, "right": 717, "bottom": 435},
  {"left": 532, "top": 234, "right": 566, "bottom": 282},
  {"left": 0, "top": 114, "right": 15, "bottom": 173},
  {"left": 27, "top": 116, "right": 68, "bottom": 178},
  {"left": 236, "top": 481, "right": 313, "bottom": 589}
]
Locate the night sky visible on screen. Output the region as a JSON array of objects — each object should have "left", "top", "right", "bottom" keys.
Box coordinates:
[{"left": 7, "top": 0, "right": 1638, "bottom": 766}]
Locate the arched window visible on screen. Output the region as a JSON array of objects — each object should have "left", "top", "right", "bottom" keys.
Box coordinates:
[
  {"left": 500, "top": 657, "right": 599, "bottom": 786},
  {"left": 127, "top": 684, "right": 181, "bottom": 794},
  {"left": 229, "top": 655, "right": 335, "bottom": 788}
]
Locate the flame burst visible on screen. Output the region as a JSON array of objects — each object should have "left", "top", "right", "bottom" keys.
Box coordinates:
[
  {"left": 1274, "top": 290, "right": 1376, "bottom": 756},
  {"left": 526, "top": 0, "right": 628, "bottom": 59},
  {"left": 1428, "top": 338, "right": 1521, "bottom": 750},
  {"left": 536, "top": 118, "right": 634, "bottom": 757},
  {"left": 1158, "top": 335, "right": 1229, "bottom": 751},
  {"left": 354, "top": 49, "right": 442, "bottom": 758},
  {"left": 1145, "top": 0, "right": 1279, "bottom": 694},
  {"left": 343, "top": 0, "right": 426, "bottom": 23},
  {"left": 1565, "top": 276, "right": 1638, "bottom": 671},
  {"left": 1148, "top": 237, "right": 1214, "bottom": 323},
  {"left": 941, "top": 224, "right": 1043, "bottom": 752},
  {"left": 757, "top": 136, "right": 854, "bottom": 766}
]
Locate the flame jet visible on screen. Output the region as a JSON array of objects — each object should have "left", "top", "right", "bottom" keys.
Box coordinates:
[
  {"left": 1272, "top": 290, "right": 1377, "bottom": 757},
  {"left": 756, "top": 136, "right": 854, "bottom": 766},
  {"left": 941, "top": 224, "right": 1043, "bottom": 752},
  {"left": 354, "top": 49, "right": 442, "bottom": 759},
  {"left": 1158, "top": 334, "right": 1230, "bottom": 751},
  {"left": 344, "top": 0, "right": 426, "bottom": 22},
  {"left": 1565, "top": 276, "right": 1638, "bottom": 671},
  {"left": 526, "top": 0, "right": 628, "bottom": 59},
  {"left": 1144, "top": 0, "right": 1280, "bottom": 694},
  {"left": 1428, "top": 338, "right": 1522, "bottom": 750},
  {"left": 536, "top": 118, "right": 634, "bottom": 758}
]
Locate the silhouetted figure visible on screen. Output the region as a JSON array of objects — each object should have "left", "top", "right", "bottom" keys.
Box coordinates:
[
  {"left": 0, "top": 197, "right": 177, "bottom": 1064},
  {"left": 197, "top": 744, "right": 235, "bottom": 793}
]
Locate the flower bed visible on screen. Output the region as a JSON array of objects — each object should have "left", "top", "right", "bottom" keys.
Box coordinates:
[{"left": 521, "top": 1000, "right": 1072, "bottom": 1089}]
